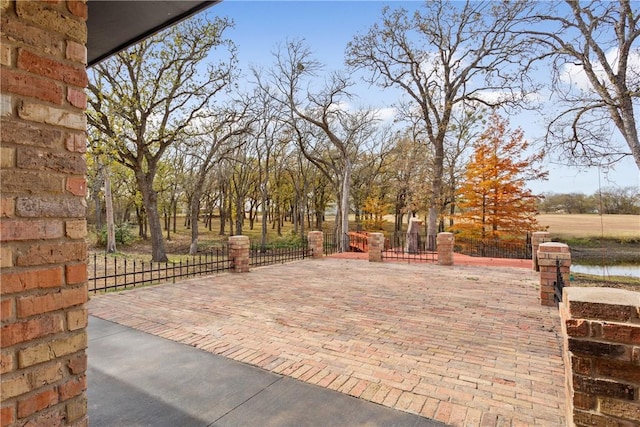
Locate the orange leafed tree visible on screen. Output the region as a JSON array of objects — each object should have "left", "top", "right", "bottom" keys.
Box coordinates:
[{"left": 454, "top": 113, "right": 547, "bottom": 240}]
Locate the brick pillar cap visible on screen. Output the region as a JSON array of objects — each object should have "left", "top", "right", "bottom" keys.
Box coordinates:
[
  {"left": 532, "top": 231, "right": 550, "bottom": 236},
  {"left": 437, "top": 232, "right": 454, "bottom": 236},
  {"left": 565, "top": 287, "right": 640, "bottom": 308},
  {"left": 539, "top": 242, "right": 569, "bottom": 250},
  {"left": 229, "top": 235, "right": 249, "bottom": 241}
]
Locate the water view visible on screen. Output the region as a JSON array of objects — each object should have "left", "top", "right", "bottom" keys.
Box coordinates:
[{"left": 571, "top": 264, "right": 640, "bottom": 279}]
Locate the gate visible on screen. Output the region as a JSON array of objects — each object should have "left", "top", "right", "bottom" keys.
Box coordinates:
[{"left": 382, "top": 233, "right": 438, "bottom": 263}]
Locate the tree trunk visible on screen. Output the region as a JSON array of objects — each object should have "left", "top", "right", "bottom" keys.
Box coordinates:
[
  {"left": 275, "top": 202, "right": 282, "bottom": 236},
  {"left": 172, "top": 198, "right": 177, "bottom": 234},
  {"left": 234, "top": 195, "right": 243, "bottom": 235},
  {"left": 427, "top": 143, "right": 444, "bottom": 251},
  {"left": 219, "top": 189, "right": 226, "bottom": 235},
  {"left": 103, "top": 168, "right": 116, "bottom": 253},
  {"left": 339, "top": 160, "right": 351, "bottom": 252},
  {"left": 260, "top": 187, "right": 268, "bottom": 252},
  {"left": 189, "top": 195, "right": 200, "bottom": 255},
  {"left": 93, "top": 189, "right": 102, "bottom": 232},
  {"left": 136, "top": 173, "right": 168, "bottom": 262},
  {"left": 228, "top": 191, "right": 233, "bottom": 234}
]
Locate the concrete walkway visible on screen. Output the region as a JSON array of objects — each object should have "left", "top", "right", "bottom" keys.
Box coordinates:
[
  {"left": 88, "top": 258, "right": 566, "bottom": 426},
  {"left": 88, "top": 316, "right": 441, "bottom": 426}
]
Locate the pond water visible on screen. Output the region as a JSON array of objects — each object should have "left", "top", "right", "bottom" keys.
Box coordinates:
[{"left": 571, "top": 264, "right": 640, "bottom": 279}]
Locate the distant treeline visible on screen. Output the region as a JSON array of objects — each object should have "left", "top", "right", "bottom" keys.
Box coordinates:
[{"left": 538, "top": 187, "right": 639, "bottom": 215}]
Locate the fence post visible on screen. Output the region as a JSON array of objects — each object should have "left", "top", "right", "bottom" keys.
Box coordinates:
[
  {"left": 368, "top": 233, "right": 384, "bottom": 262},
  {"left": 308, "top": 231, "right": 324, "bottom": 258},
  {"left": 437, "top": 232, "right": 454, "bottom": 266},
  {"left": 531, "top": 231, "right": 551, "bottom": 271},
  {"left": 229, "top": 235, "right": 250, "bottom": 273},
  {"left": 538, "top": 242, "right": 571, "bottom": 306}
]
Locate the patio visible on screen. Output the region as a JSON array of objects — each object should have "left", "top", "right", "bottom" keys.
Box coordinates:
[{"left": 88, "top": 258, "right": 566, "bottom": 426}]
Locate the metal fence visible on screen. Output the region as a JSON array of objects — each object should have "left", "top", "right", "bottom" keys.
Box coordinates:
[
  {"left": 89, "top": 240, "right": 311, "bottom": 293},
  {"left": 323, "top": 232, "right": 339, "bottom": 255},
  {"left": 553, "top": 258, "right": 565, "bottom": 305},
  {"left": 454, "top": 237, "right": 532, "bottom": 259},
  {"left": 383, "top": 234, "right": 438, "bottom": 263},
  {"left": 249, "top": 241, "right": 309, "bottom": 268},
  {"left": 88, "top": 248, "right": 231, "bottom": 293}
]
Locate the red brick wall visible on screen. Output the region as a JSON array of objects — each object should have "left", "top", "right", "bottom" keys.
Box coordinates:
[
  {"left": 228, "top": 236, "right": 250, "bottom": 273},
  {"left": 1, "top": 1, "right": 88, "bottom": 426},
  {"left": 307, "top": 231, "right": 323, "bottom": 259},
  {"left": 560, "top": 287, "right": 640, "bottom": 426},
  {"left": 538, "top": 242, "right": 571, "bottom": 306},
  {"left": 436, "top": 232, "right": 454, "bottom": 266},
  {"left": 367, "top": 232, "right": 383, "bottom": 262}
]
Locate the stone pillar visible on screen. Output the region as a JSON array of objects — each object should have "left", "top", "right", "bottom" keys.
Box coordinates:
[
  {"left": 229, "top": 235, "right": 250, "bottom": 273},
  {"left": 531, "top": 231, "right": 551, "bottom": 271},
  {"left": 368, "top": 232, "right": 384, "bottom": 262},
  {"left": 307, "top": 231, "right": 323, "bottom": 259},
  {"left": 538, "top": 242, "right": 571, "bottom": 306},
  {"left": 0, "top": 1, "right": 89, "bottom": 426},
  {"left": 436, "top": 232, "right": 454, "bottom": 266}
]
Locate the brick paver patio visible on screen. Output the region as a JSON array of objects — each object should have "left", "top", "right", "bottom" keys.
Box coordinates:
[{"left": 88, "top": 258, "right": 566, "bottom": 426}]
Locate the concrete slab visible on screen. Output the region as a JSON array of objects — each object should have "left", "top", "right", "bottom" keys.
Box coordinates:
[{"left": 88, "top": 316, "right": 443, "bottom": 427}]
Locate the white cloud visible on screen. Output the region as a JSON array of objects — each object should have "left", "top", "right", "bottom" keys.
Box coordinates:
[
  {"left": 560, "top": 47, "right": 640, "bottom": 90},
  {"left": 375, "top": 107, "right": 396, "bottom": 123},
  {"left": 472, "top": 90, "right": 539, "bottom": 105}
]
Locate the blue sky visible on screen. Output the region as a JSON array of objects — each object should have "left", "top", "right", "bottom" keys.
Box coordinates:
[{"left": 208, "top": 1, "right": 639, "bottom": 195}]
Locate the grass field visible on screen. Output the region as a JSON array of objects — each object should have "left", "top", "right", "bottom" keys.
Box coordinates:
[{"left": 536, "top": 214, "right": 639, "bottom": 239}]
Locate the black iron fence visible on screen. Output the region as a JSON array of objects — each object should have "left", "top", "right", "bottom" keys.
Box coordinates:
[
  {"left": 249, "top": 240, "right": 309, "bottom": 267},
  {"left": 88, "top": 248, "right": 231, "bottom": 293},
  {"left": 323, "top": 232, "right": 339, "bottom": 255},
  {"left": 89, "top": 239, "right": 312, "bottom": 293},
  {"left": 383, "top": 234, "right": 438, "bottom": 263},
  {"left": 553, "top": 258, "right": 565, "bottom": 305},
  {"left": 455, "top": 236, "right": 532, "bottom": 259}
]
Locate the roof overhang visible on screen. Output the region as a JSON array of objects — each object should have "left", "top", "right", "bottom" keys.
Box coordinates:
[{"left": 87, "top": 1, "right": 219, "bottom": 67}]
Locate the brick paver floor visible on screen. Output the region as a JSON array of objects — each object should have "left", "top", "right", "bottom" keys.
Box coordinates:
[{"left": 88, "top": 258, "right": 566, "bottom": 426}]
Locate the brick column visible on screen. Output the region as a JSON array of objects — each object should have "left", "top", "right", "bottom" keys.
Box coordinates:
[
  {"left": 368, "top": 232, "right": 384, "bottom": 262},
  {"left": 436, "top": 232, "right": 454, "bottom": 266},
  {"left": 531, "top": 231, "right": 551, "bottom": 271},
  {"left": 229, "top": 235, "right": 250, "bottom": 273},
  {"left": 538, "top": 242, "right": 571, "bottom": 306},
  {"left": 560, "top": 288, "right": 640, "bottom": 426},
  {"left": 307, "top": 231, "right": 323, "bottom": 259},
  {"left": 1, "top": 1, "right": 89, "bottom": 425}
]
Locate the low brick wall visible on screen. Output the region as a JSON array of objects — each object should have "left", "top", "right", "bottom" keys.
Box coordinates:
[
  {"left": 368, "top": 233, "right": 384, "bottom": 262},
  {"left": 436, "top": 232, "right": 454, "bottom": 266},
  {"left": 228, "top": 235, "right": 250, "bottom": 273},
  {"left": 538, "top": 242, "right": 571, "bottom": 307},
  {"left": 560, "top": 287, "right": 640, "bottom": 426}
]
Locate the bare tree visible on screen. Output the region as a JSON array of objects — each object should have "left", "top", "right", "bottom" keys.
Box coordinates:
[
  {"left": 102, "top": 167, "right": 117, "bottom": 253},
  {"left": 249, "top": 80, "right": 289, "bottom": 251},
  {"left": 265, "top": 40, "right": 379, "bottom": 251},
  {"left": 87, "top": 16, "right": 236, "bottom": 262},
  {"left": 346, "top": 0, "right": 535, "bottom": 245},
  {"left": 184, "top": 102, "right": 253, "bottom": 255},
  {"left": 526, "top": 0, "right": 640, "bottom": 168}
]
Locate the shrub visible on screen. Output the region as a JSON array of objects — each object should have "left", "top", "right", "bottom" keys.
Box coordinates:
[{"left": 97, "top": 222, "right": 134, "bottom": 246}]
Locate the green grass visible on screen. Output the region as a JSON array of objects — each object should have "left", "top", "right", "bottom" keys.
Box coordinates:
[{"left": 571, "top": 272, "right": 639, "bottom": 292}]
